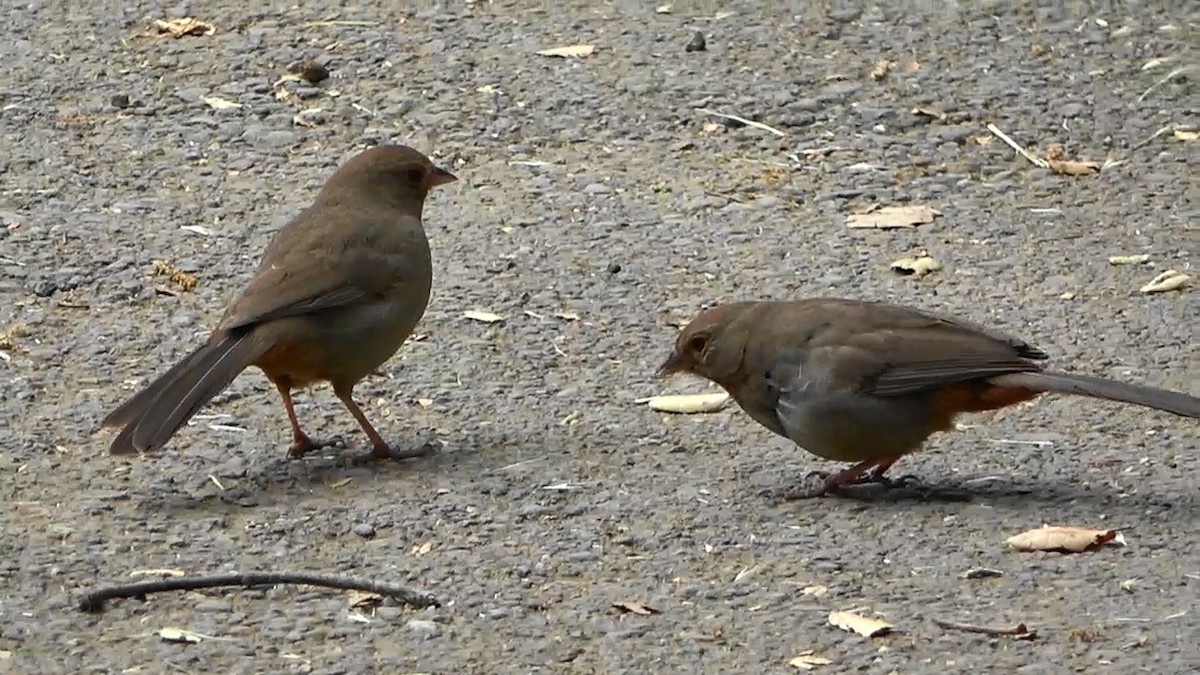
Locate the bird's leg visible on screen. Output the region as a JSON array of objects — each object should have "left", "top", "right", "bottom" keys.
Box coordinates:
[
  {"left": 332, "top": 383, "right": 435, "bottom": 464},
  {"left": 272, "top": 378, "right": 340, "bottom": 458}
]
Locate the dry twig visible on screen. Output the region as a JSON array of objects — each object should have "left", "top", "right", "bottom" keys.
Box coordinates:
[
  {"left": 931, "top": 617, "right": 1037, "bottom": 639},
  {"left": 696, "top": 108, "right": 785, "bottom": 137},
  {"left": 986, "top": 124, "right": 1049, "bottom": 168},
  {"left": 78, "top": 571, "right": 439, "bottom": 613}
]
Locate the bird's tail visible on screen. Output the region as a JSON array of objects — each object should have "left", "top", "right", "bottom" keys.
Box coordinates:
[
  {"left": 989, "top": 371, "right": 1200, "bottom": 418},
  {"left": 102, "top": 333, "right": 270, "bottom": 454}
]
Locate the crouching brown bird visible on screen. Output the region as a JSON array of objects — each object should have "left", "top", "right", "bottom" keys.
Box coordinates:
[
  {"left": 657, "top": 298, "right": 1200, "bottom": 498},
  {"left": 102, "top": 145, "right": 457, "bottom": 462}
]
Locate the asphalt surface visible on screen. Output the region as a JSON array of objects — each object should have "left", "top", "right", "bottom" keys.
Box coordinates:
[{"left": 1, "top": 1, "right": 1197, "bottom": 673}]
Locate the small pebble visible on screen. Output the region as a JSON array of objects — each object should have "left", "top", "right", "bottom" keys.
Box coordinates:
[
  {"left": 606, "top": 263, "right": 621, "bottom": 274},
  {"left": 351, "top": 523, "right": 376, "bottom": 539},
  {"left": 685, "top": 31, "right": 706, "bottom": 52},
  {"left": 110, "top": 94, "right": 130, "bottom": 109},
  {"left": 290, "top": 58, "right": 329, "bottom": 84}
]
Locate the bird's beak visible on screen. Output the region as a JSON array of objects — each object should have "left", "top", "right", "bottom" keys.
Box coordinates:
[
  {"left": 656, "top": 352, "right": 686, "bottom": 379},
  {"left": 430, "top": 165, "right": 458, "bottom": 187}
]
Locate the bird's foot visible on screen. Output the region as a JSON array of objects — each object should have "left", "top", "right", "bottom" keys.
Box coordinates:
[
  {"left": 286, "top": 434, "right": 345, "bottom": 459},
  {"left": 870, "top": 472, "right": 924, "bottom": 489},
  {"left": 349, "top": 441, "right": 437, "bottom": 466}
]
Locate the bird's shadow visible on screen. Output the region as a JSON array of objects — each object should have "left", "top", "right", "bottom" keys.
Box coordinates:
[
  {"left": 134, "top": 430, "right": 525, "bottom": 514},
  {"left": 809, "top": 475, "right": 1196, "bottom": 516}
]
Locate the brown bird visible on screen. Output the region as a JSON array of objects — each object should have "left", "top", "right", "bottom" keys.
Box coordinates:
[
  {"left": 102, "top": 144, "right": 457, "bottom": 461},
  {"left": 658, "top": 298, "right": 1200, "bottom": 497}
]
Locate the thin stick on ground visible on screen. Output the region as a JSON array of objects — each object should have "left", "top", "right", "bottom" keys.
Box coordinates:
[
  {"left": 986, "top": 124, "right": 1049, "bottom": 168},
  {"left": 1136, "top": 65, "right": 1196, "bottom": 103},
  {"left": 696, "top": 108, "right": 786, "bottom": 137},
  {"left": 931, "top": 617, "right": 1037, "bottom": 638},
  {"left": 78, "top": 571, "right": 440, "bottom": 613}
]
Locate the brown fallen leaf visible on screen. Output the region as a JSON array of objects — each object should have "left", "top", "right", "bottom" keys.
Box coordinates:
[
  {"left": 846, "top": 205, "right": 941, "bottom": 229},
  {"left": 346, "top": 590, "right": 384, "bottom": 609},
  {"left": 642, "top": 392, "right": 731, "bottom": 414},
  {"left": 890, "top": 255, "right": 941, "bottom": 278},
  {"left": 828, "top": 610, "right": 893, "bottom": 638},
  {"left": 613, "top": 600, "right": 660, "bottom": 615},
  {"left": 869, "top": 59, "right": 895, "bottom": 80},
  {"left": 537, "top": 45, "right": 596, "bottom": 58},
  {"left": 1005, "top": 525, "right": 1125, "bottom": 553},
  {"left": 152, "top": 17, "right": 215, "bottom": 38},
  {"left": 1045, "top": 144, "right": 1100, "bottom": 176},
  {"left": 1139, "top": 270, "right": 1190, "bottom": 293}
]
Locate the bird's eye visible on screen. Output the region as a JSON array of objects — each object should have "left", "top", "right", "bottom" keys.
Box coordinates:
[
  {"left": 405, "top": 167, "right": 426, "bottom": 184},
  {"left": 687, "top": 334, "right": 709, "bottom": 354}
]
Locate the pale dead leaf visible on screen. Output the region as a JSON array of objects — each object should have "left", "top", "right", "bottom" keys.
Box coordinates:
[
  {"left": 846, "top": 205, "right": 941, "bottom": 229},
  {"left": 202, "top": 96, "right": 242, "bottom": 111},
  {"left": 152, "top": 18, "right": 215, "bottom": 38},
  {"left": 1173, "top": 129, "right": 1199, "bottom": 141},
  {"left": 828, "top": 610, "right": 893, "bottom": 638},
  {"left": 1005, "top": 525, "right": 1124, "bottom": 553},
  {"left": 911, "top": 107, "right": 946, "bottom": 121},
  {"left": 330, "top": 477, "right": 353, "bottom": 488},
  {"left": 869, "top": 59, "right": 895, "bottom": 80},
  {"left": 890, "top": 255, "right": 941, "bottom": 278},
  {"left": 656, "top": 4, "right": 673, "bottom": 13},
  {"left": 1119, "top": 578, "right": 1138, "bottom": 592},
  {"left": 129, "top": 568, "right": 186, "bottom": 578},
  {"left": 644, "top": 392, "right": 731, "bottom": 414},
  {"left": 463, "top": 310, "right": 504, "bottom": 323},
  {"left": 416, "top": 398, "right": 434, "bottom": 407},
  {"left": 789, "top": 652, "right": 834, "bottom": 670},
  {"left": 1139, "top": 270, "right": 1190, "bottom": 293},
  {"left": 347, "top": 590, "right": 384, "bottom": 609},
  {"left": 1141, "top": 56, "right": 1174, "bottom": 70},
  {"left": 158, "top": 627, "right": 204, "bottom": 643},
  {"left": 802, "top": 584, "right": 828, "bottom": 597},
  {"left": 536, "top": 45, "right": 595, "bottom": 58},
  {"left": 612, "top": 600, "right": 660, "bottom": 615},
  {"left": 411, "top": 541, "right": 434, "bottom": 556},
  {"left": 1107, "top": 254, "right": 1151, "bottom": 265}
]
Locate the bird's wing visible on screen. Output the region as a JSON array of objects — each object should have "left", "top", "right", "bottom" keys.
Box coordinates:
[{"left": 218, "top": 208, "right": 428, "bottom": 332}]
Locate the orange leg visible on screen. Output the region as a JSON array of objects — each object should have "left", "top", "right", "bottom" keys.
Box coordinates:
[
  {"left": 332, "top": 383, "right": 433, "bottom": 463},
  {"left": 271, "top": 378, "right": 338, "bottom": 458}
]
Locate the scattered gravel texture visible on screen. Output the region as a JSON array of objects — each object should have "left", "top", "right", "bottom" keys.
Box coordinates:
[{"left": 2, "top": 1, "right": 1197, "bottom": 673}]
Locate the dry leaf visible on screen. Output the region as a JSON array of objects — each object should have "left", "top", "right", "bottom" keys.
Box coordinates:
[
  {"left": 158, "top": 627, "right": 203, "bottom": 643},
  {"left": 1005, "top": 525, "right": 1124, "bottom": 553},
  {"left": 411, "top": 541, "right": 433, "bottom": 555},
  {"left": 463, "top": 310, "right": 504, "bottom": 323},
  {"left": 347, "top": 590, "right": 384, "bottom": 609},
  {"left": 537, "top": 45, "right": 595, "bottom": 58},
  {"left": 789, "top": 653, "right": 834, "bottom": 670},
  {"left": 802, "top": 584, "right": 828, "bottom": 597},
  {"left": 129, "top": 568, "right": 186, "bottom": 578},
  {"left": 202, "top": 96, "right": 242, "bottom": 110},
  {"left": 869, "top": 59, "right": 895, "bottom": 80},
  {"left": 1108, "top": 254, "right": 1151, "bottom": 265},
  {"left": 612, "top": 600, "right": 660, "bottom": 615},
  {"left": 644, "top": 392, "right": 730, "bottom": 414},
  {"left": 1141, "top": 56, "right": 1174, "bottom": 70},
  {"left": 554, "top": 311, "right": 580, "bottom": 321},
  {"left": 416, "top": 398, "right": 434, "bottom": 407},
  {"left": 1139, "top": 270, "right": 1190, "bottom": 293},
  {"left": 828, "top": 610, "right": 893, "bottom": 638},
  {"left": 656, "top": 4, "right": 673, "bottom": 13},
  {"left": 890, "top": 255, "right": 941, "bottom": 278},
  {"left": 911, "top": 107, "right": 946, "bottom": 121},
  {"left": 152, "top": 17, "right": 215, "bottom": 38},
  {"left": 1048, "top": 158, "right": 1099, "bottom": 176},
  {"left": 846, "top": 205, "right": 941, "bottom": 229},
  {"left": 1045, "top": 144, "right": 1099, "bottom": 176},
  {"left": 1174, "top": 129, "right": 1199, "bottom": 141}
]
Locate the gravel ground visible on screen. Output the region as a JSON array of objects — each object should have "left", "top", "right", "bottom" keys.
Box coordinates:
[{"left": 2, "top": 1, "right": 1198, "bottom": 673}]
